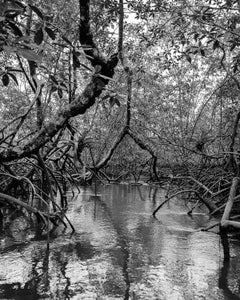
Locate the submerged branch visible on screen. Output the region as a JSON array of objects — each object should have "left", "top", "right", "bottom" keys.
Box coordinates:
[{"left": 152, "top": 188, "right": 216, "bottom": 217}]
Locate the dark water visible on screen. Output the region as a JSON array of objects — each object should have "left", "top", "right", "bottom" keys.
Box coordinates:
[{"left": 1, "top": 184, "right": 240, "bottom": 300}]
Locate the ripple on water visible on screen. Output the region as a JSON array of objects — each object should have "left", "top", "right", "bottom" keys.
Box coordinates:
[{"left": 0, "top": 184, "right": 239, "bottom": 300}]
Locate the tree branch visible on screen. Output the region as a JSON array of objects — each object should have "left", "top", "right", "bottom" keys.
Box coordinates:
[{"left": 0, "top": 0, "right": 118, "bottom": 162}]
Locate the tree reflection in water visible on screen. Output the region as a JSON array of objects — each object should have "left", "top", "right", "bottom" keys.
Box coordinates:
[
  {"left": 0, "top": 184, "right": 240, "bottom": 299},
  {"left": 219, "top": 227, "right": 240, "bottom": 300},
  {"left": 89, "top": 194, "right": 131, "bottom": 299}
]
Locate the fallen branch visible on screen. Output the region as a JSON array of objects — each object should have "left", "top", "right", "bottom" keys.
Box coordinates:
[
  {"left": 0, "top": 192, "right": 39, "bottom": 214},
  {"left": 200, "top": 222, "right": 220, "bottom": 232},
  {"left": 152, "top": 189, "right": 217, "bottom": 217},
  {"left": 0, "top": 192, "right": 75, "bottom": 232},
  {"left": 172, "top": 176, "right": 214, "bottom": 196}
]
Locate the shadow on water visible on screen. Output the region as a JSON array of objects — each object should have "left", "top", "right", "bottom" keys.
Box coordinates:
[
  {"left": 2, "top": 184, "right": 240, "bottom": 299},
  {"left": 0, "top": 245, "right": 50, "bottom": 300},
  {"left": 89, "top": 194, "right": 131, "bottom": 300},
  {"left": 0, "top": 234, "right": 99, "bottom": 299},
  {"left": 219, "top": 228, "right": 240, "bottom": 300}
]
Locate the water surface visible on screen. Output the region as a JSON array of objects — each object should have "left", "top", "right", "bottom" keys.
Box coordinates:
[{"left": 0, "top": 184, "right": 240, "bottom": 299}]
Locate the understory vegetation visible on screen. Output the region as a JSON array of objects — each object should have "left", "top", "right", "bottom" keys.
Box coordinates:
[{"left": 1, "top": 0, "right": 240, "bottom": 236}]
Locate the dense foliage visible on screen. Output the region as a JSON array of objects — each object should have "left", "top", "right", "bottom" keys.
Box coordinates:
[{"left": 1, "top": 0, "right": 240, "bottom": 233}]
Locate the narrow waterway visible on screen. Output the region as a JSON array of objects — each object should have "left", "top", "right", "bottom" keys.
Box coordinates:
[{"left": 0, "top": 184, "right": 240, "bottom": 299}]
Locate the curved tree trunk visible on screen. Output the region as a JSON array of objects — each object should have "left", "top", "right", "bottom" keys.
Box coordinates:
[
  {"left": 0, "top": 0, "right": 118, "bottom": 163},
  {"left": 226, "top": 111, "right": 240, "bottom": 175},
  {"left": 127, "top": 130, "right": 159, "bottom": 181}
]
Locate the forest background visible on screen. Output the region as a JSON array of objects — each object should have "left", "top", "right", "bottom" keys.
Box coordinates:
[{"left": 1, "top": 0, "right": 240, "bottom": 232}]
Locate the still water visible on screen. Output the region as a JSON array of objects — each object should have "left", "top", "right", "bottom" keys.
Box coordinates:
[{"left": 0, "top": 184, "right": 240, "bottom": 300}]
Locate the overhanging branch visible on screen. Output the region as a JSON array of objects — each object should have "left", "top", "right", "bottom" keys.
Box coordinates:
[{"left": 0, "top": 0, "right": 118, "bottom": 163}]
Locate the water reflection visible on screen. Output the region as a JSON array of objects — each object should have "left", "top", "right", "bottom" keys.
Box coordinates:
[{"left": 0, "top": 184, "right": 240, "bottom": 299}]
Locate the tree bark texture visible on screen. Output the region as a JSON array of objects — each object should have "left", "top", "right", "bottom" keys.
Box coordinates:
[{"left": 0, "top": 0, "right": 118, "bottom": 163}]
